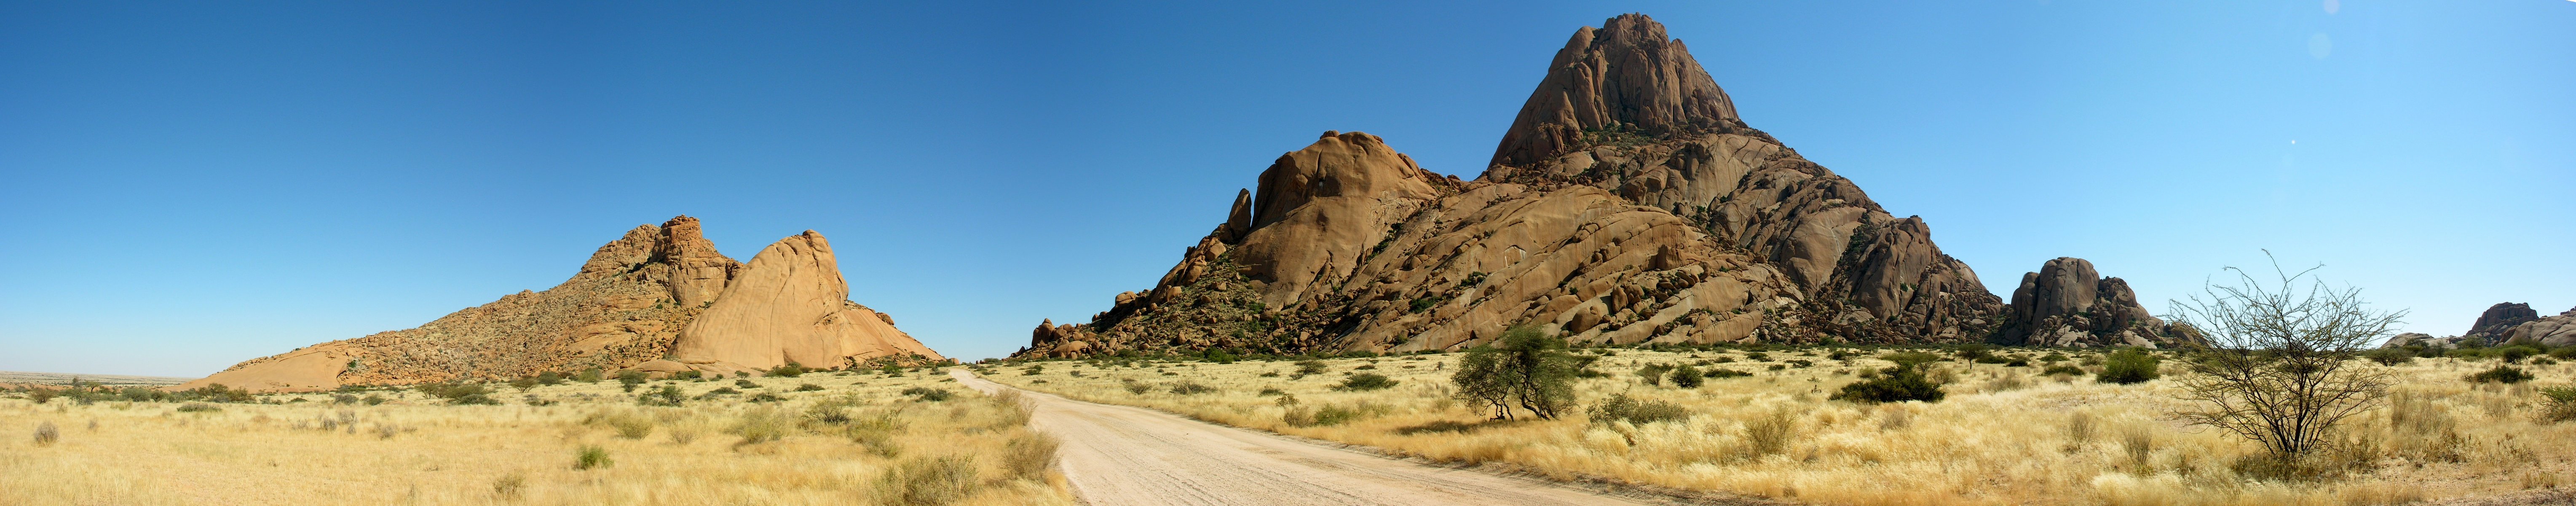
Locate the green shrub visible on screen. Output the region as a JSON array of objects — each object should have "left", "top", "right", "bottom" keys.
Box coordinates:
[
  {"left": 536, "top": 371, "right": 564, "bottom": 385},
  {"left": 1450, "top": 324, "right": 1577, "bottom": 420},
  {"left": 637, "top": 385, "right": 686, "bottom": 407},
  {"left": 2468, "top": 366, "right": 2534, "bottom": 384},
  {"left": 574, "top": 445, "right": 611, "bottom": 470},
  {"left": 1880, "top": 351, "right": 1941, "bottom": 368},
  {"left": 1668, "top": 366, "right": 1705, "bottom": 388},
  {"left": 1587, "top": 393, "right": 1689, "bottom": 425},
  {"left": 2042, "top": 364, "right": 2087, "bottom": 376},
  {"left": 2098, "top": 348, "right": 2160, "bottom": 385},
  {"left": 1292, "top": 360, "right": 1328, "bottom": 379},
  {"left": 1832, "top": 366, "right": 1944, "bottom": 404},
  {"left": 617, "top": 370, "right": 649, "bottom": 385},
  {"left": 767, "top": 362, "right": 809, "bottom": 377},
  {"left": 1703, "top": 368, "right": 1751, "bottom": 379},
  {"left": 2552, "top": 347, "right": 2576, "bottom": 360},
  {"left": 1636, "top": 363, "right": 1674, "bottom": 386},
  {"left": 794, "top": 383, "right": 825, "bottom": 392},
  {"left": 2362, "top": 347, "right": 2417, "bottom": 366},
  {"left": 362, "top": 394, "right": 386, "bottom": 406},
  {"left": 575, "top": 368, "right": 603, "bottom": 383},
  {"left": 1021, "top": 365, "right": 1044, "bottom": 376},
  {"left": 2499, "top": 346, "right": 2545, "bottom": 364},
  {"left": 1121, "top": 380, "right": 1152, "bottom": 395},
  {"left": 1335, "top": 373, "right": 1398, "bottom": 391},
  {"left": 2538, "top": 385, "right": 2576, "bottom": 423},
  {"left": 509, "top": 377, "right": 539, "bottom": 392},
  {"left": 1168, "top": 382, "right": 1215, "bottom": 395},
  {"left": 747, "top": 392, "right": 784, "bottom": 403},
  {"left": 27, "top": 390, "right": 57, "bottom": 404},
  {"left": 734, "top": 379, "right": 760, "bottom": 388}
]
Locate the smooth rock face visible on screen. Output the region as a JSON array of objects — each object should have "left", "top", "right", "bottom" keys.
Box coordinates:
[
  {"left": 670, "top": 231, "right": 944, "bottom": 372},
  {"left": 1236, "top": 131, "right": 1447, "bottom": 307},
  {"left": 179, "top": 217, "right": 937, "bottom": 392},
  {"left": 1995, "top": 258, "right": 2198, "bottom": 348}
]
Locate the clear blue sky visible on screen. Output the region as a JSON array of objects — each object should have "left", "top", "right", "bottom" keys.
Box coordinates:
[{"left": 3, "top": 1, "right": 2568, "bottom": 376}]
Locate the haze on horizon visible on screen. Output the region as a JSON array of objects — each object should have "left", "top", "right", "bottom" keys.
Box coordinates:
[{"left": 2, "top": 1, "right": 2568, "bottom": 377}]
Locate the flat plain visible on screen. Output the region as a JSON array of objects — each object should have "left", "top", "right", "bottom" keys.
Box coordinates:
[
  {"left": 983, "top": 347, "right": 2576, "bottom": 506},
  {"left": 2, "top": 370, "right": 1074, "bottom": 506}
]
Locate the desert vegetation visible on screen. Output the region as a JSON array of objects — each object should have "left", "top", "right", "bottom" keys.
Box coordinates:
[
  {"left": 1, "top": 367, "right": 1070, "bottom": 506},
  {"left": 986, "top": 342, "right": 2576, "bottom": 506}
]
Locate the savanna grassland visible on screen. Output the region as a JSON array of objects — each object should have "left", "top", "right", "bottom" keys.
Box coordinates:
[
  {"left": 985, "top": 346, "right": 2576, "bottom": 506},
  {"left": 2, "top": 369, "right": 1072, "bottom": 506}
]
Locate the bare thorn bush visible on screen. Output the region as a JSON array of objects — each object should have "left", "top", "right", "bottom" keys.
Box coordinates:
[{"left": 2169, "top": 253, "right": 2402, "bottom": 476}]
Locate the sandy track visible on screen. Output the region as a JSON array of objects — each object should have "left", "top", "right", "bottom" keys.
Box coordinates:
[{"left": 949, "top": 369, "right": 1678, "bottom": 506}]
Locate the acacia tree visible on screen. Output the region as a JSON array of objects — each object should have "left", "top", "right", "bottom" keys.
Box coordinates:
[
  {"left": 2167, "top": 253, "right": 2404, "bottom": 465},
  {"left": 1451, "top": 324, "right": 1577, "bottom": 420}
]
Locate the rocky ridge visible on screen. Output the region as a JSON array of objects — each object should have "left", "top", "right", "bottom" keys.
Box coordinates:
[
  {"left": 178, "top": 217, "right": 941, "bottom": 392},
  {"left": 1018, "top": 14, "right": 2188, "bottom": 358},
  {"left": 2386, "top": 303, "right": 2576, "bottom": 350}
]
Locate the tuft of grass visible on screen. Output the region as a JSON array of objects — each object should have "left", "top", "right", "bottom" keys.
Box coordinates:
[
  {"left": 1334, "top": 373, "right": 1398, "bottom": 391},
  {"left": 574, "top": 445, "right": 612, "bottom": 470},
  {"left": 872, "top": 455, "right": 979, "bottom": 506},
  {"left": 599, "top": 410, "right": 654, "bottom": 439},
  {"left": 176, "top": 403, "right": 220, "bottom": 412},
  {"left": 999, "top": 433, "right": 1061, "bottom": 481},
  {"left": 794, "top": 383, "right": 825, "bottom": 392},
  {"left": 1167, "top": 382, "right": 1215, "bottom": 395},
  {"left": 33, "top": 421, "right": 60, "bottom": 447},
  {"left": 730, "top": 407, "right": 790, "bottom": 447}
]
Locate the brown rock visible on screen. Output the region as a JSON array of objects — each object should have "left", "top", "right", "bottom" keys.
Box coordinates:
[
  {"left": 181, "top": 217, "right": 939, "bottom": 393},
  {"left": 1996, "top": 257, "right": 2194, "bottom": 348},
  {"left": 669, "top": 231, "right": 944, "bottom": 371},
  {"left": 1491, "top": 13, "right": 1739, "bottom": 168},
  {"left": 2465, "top": 302, "right": 2540, "bottom": 344}
]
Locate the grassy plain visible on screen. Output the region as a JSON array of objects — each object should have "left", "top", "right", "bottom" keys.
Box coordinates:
[
  {"left": 2, "top": 369, "right": 1072, "bottom": 506},
  {"left": 986, "top": 347, "right": 2576, "bottom": 506}
]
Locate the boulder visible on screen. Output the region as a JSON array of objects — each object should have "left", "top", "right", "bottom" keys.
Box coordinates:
[
  {"left": 2465, "top": 302, "right": 2541, "bottom": 345},
  {"left": 2501, "top": 307, "right": 2576, "bottom": 348},
  {"left": 1995, "top": 257, "right": 2196, "bottom": 348}
]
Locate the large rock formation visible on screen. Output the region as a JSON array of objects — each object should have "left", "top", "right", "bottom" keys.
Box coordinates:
[
  {"left": 178, "top": 217, "right": 940, "bottom": 393},
  {"left": 1015, "top": 13, "right": 2167, "bottom": 358},
  {"left": 2465, "top": 302, "right": 2541, "bottom": 344},
  {"left": 2501, "top": 307, "right": 2576, "bottom": 348},
  {"left": 666, "top": 230, "right": 943, "bottom": 376},
  {"left": 1994, "top": 258, "right": 2199, "bottom": 348}
]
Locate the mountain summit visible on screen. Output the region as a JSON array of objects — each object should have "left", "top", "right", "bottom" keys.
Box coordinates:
[
  {"left": 179, "top": 217, "right": 942, "bottom": 392},
  {"left": 1018, "top": 14, "right": 2194, "bottom": 358}
]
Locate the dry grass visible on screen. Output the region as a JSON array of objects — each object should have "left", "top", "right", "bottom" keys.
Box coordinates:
[
  {"left": 0, "top": 369, "right": 1072, "bottom": 506},
  {"left": 991, "top": 349, "right": 2576, "bottom": 506}
]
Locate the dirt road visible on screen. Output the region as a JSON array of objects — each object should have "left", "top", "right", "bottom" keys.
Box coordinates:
[{"left": 949, "top": 369, "right": 1679, "bottom": 506}]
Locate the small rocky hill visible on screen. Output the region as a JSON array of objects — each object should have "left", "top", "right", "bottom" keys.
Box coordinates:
[
  {"left": 1019, "top": 14, "right": 2191, "bottom": 358},
  {"left": 2386, "top": 302, "right": 2576, "bottom": 349},
  {"left": 178, "top": 216, "right": 941, "bottom": 392}
]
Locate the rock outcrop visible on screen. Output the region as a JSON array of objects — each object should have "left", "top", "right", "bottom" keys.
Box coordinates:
[
  {"left": 2465, "top": 302, "right": 2541, "bottom": 344},
  {"left": 178, "top": 217, "right": 939, "bottom": 393},
  {"left": 1994, "top": 258, "right": 2199, "bottom": 348},
  {"left": 2501, "top": 307, "right": 2576, "bottom": 348},
  {"left": 1015, "top": 13, "right": 2166, "bottom": 358},
  {"left": 667, "top": 230, "right": 943, "bottom": 376}
]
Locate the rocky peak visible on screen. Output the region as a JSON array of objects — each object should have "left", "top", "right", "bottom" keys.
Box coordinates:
[
  {"left": 1491, "top": 13, "right": 1741, "bottom": 168},
  {"left": 1234, "top": 131, "right": 1448, "bottom": 307},
  {"left": 654, "top": 215, "right": 740, "bottom": 307},
  {"left": 1998, "top": 257, "right": 2196, "bottom": 348},
  {"left": 2466, "top": 302, "right": 2539, "bottom": 342}
]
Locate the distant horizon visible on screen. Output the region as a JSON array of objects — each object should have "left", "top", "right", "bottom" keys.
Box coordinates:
[{"left": 4, "top": 1, "right": 2569, "bottom": 377}]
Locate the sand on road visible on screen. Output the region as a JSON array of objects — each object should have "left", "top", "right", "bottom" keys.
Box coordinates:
[{"left": 950, "top": 369, "right": 1684, "bottom": 506}]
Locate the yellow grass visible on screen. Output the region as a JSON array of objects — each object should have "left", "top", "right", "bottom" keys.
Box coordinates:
[
  {"left": 989, "top": 350, "right": 2576, "bottom": 506},
  {"left": 2, "top": 370, "right": 1073, "bottom": 506}
]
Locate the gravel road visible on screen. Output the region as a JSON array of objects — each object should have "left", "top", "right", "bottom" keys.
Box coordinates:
[{"left": 950, "top": 369, "right": 1679, "bottom": 506}]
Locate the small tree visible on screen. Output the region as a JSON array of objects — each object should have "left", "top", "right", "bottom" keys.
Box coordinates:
[
  {"left": 2098, "top": 348, "right": 2161, "bottom": 385},
  {"left": 1450, "top": 324, "right": 1577, "bottom": 420},
  {"left": 2167, "top": 253, "right": 2402, "bottom": 468}
]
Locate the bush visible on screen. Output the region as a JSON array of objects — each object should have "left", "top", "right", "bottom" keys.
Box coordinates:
[
  {"left": 1668, "top": 366, "right": 1705, "bottom": 388},
  {"left": 2042, "top": 364, "right": 2087, "bottom": 377},
  {"left": 999, "top": 433, "right": 1060, "bottom": 481},
  {"left": 536, "top": 371, "right": 564, "bottom": 386},
  {"left": 901, "top": 387, "right": 953, "bottom": 401},
  {"left": 33, "top": 421, "right": 59, "bottom": 447},
  {"left": 509, "top": 377, "right": 539, "bottom": 392},
  {"left": 747, "top": 392, "right": 784, "bottom": 403},
  {"left": 1022, "top": 365, "right": 1044, "bottom": 376},
  {"left": 362, "top": 394, "right": 386, "bottom": 406},
  {"left": 2098, "top": 348, "right": 2161, "bottom": 385},
  {"left": 1335, "top": 373, "right": 1398, "bottom": 391},
  {"left": 2468, "top": 366, "right": 2534, "bottom": 384},
  {"left": 574, "top": 445, "right": 611, "bottom": 470},
  {"left": 1832, "top": 366, "right": 1945, "bottom": 404},
  {"left": 575, "top": 367, "right": 604, "bottom": 383},
  {"left": 2539, "top": 386, "right": 2576, "bottom": 423},
  {"left": 637, "top": 385, "right": 686, "bottom": 407},
  {"left": 1587, "top": 393, "right": 1688, "bottom": 425},
  {"left": 731, "top": 407, "right": 790, "bottom": 445},
  {"left": 734, "top": 379, "right": 760, "bottom": 389},
  {"left": 1121, "top": 380, "right": 1153, "bottom": 395},
  {"left": 617, "top": 370, "right": 650, "bottom": 385},
  {"left": 1450, "top": 324, "right": 1577, "bottom": 420},
  {"left": 1703, "top": 368, "right": 1752, "bottom": 379},
  {"left": 28, "top": 390, "right": 59, "bottom": 404},
  {"left": 2499, "top": 346, "right": 2545, "bottom": 364},
  {"left": 767, "top": 362, "right": 809, "bottom": 377},
  {"left": 1292, "top": 360, "right": 1328, "bottom": 379},
  {"left": 873, "top": 455, "right": 979, "bottom": 506},
  {"left": 1636, "top": 363, "right": 1673, "bottom": 386},
  {"left": 602, "top": 411, "right": 654, "bottom": 439},
  {"left": 794, "top": 383, "right": 825, "bottom": 392},
  {"left": 1168, "top": 382, "right": 1215, "bottom": 395},
  {"left": 451, "top": 393, "right": 500, "bottom": 405},
  {"left": 2362, "top": 347, "right": 2417, "bottom": 366}
]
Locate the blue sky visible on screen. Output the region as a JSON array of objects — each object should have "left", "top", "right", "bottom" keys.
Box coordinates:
[{"left": 3, "top": 1, "right": 2568, "bottom": 376}]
